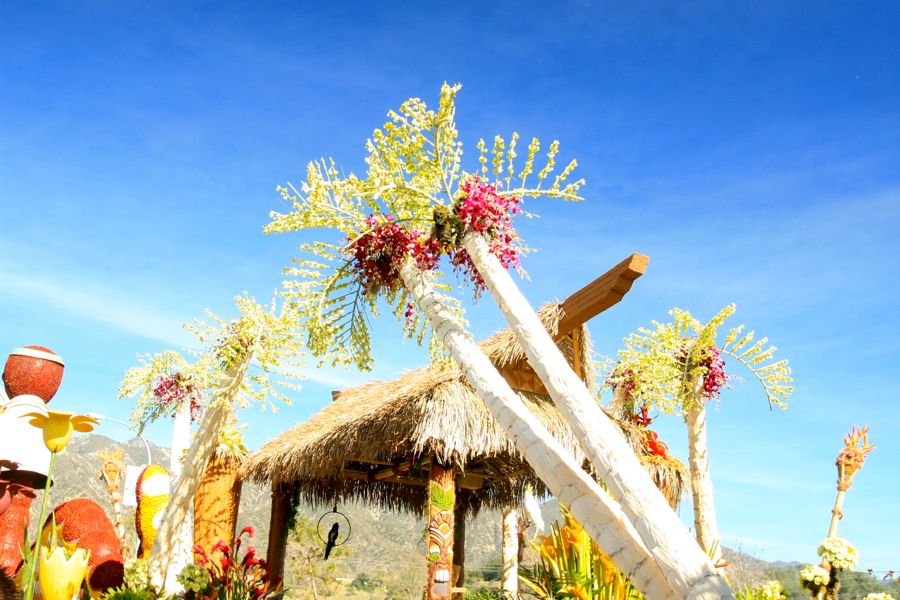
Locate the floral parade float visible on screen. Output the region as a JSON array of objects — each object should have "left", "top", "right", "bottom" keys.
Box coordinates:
[
  {"left": 119, "top": 293, "right": 304, "bottom": 591},
  {"left": 265, "top": 84, "right": 734, "bottom": 599},
  {"left": 609, "top": 305, "right": 793, "bottom": 567}
]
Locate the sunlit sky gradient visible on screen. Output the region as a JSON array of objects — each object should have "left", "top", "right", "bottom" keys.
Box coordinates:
[{"left": 2, "top": 1, "right": 898, "bottom": 571}]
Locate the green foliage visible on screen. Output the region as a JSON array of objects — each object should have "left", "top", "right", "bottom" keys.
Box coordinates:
[
  {"left": 284, "top": 514, "right": 349, "bottom": 599},
  {"left": 611, "top": 304, "right": 793, "bottom": 413},
  {"left": 463, "top": 588, "right": 503, "bottom": 600},
  {"left": 119, "top": 293, "right": 305, "bottom": 432},
  {"left": 176, "top": 564, "right": 211, "bottom": 594},
  {"left": 102, "top": 586, "right": 162, "bottom": 600},
  {"left": 734, "top": 580, "right": 786, "bottom": 600},
  {"left": 519, "top": 506, "right": 642, "bottom": 600},
  {"left": 267, "top": 83, "right": 583, "bottom": 371},
  {"left": 429, "top": 482, "right": 455, "bottom": 511},
  {"left": 180, "top": 527, "right": 282, "bottom": 600}
]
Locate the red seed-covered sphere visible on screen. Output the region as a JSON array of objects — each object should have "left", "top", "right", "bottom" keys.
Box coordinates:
[
  {"left": 44, "top": 498, "right": 124, "bottom": 594},
  {"left": 2, "top": 346, "right": 65, "bottom": 403}
]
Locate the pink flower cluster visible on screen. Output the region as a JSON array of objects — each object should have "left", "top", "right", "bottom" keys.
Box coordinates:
[
  {"left": 697, "top": 345, "right": 728, "bottom": 398},
  {"left": 348, "top": 214, "right": 441, "bottom": 298},
  {"left": 448, "top": 178, "right": 522, "bottom": 292},
  {"left": 346, "top": 178, "right": 524, "bottom": 303},
  {"left": 153, "top": 373, "right": 202, "bottom": 421}
]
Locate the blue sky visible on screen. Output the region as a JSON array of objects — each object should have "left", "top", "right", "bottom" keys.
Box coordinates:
[{"left": 2, "top": 0, "right": 898, "bottom": 572}]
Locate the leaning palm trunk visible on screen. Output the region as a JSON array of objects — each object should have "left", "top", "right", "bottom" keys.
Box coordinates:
[
  {"left": 193, "top": 452, "right": 243, "bottom": 558},
  {"left": 685, "top": 376, "right": 722, "bottom": 566},
  {"left": 399, "top": 258, "right": 676, "bottom": 600},
  {"left": 461, "top": 233, "right": 733, "bottom": 600},
  {"left": 167, "top": 401, "right": 194, "bottom": 582},
  {"left": 147, "top": 361, "right": 248, "bottom": 591}
]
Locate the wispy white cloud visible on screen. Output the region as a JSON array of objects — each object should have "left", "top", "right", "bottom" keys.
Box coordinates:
[{"left": 0, "top": 267, "right": 192, "bottom": 347}]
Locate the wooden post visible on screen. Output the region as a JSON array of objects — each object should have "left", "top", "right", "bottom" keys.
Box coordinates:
[
  {"left": 452, "top": 490, "right": 467, "bottom": 597},
  {"left": 426, "top": 462, "right": 455, "bottom": 600},
  {"left": 266, "top": 481, "right": 294, "bottom": 583},
  {"left": 501, "top": 507, "right": 518, "bottom": 600}
]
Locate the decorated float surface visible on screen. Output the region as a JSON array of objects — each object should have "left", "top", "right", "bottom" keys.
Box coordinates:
[{"left": 241, "top": 256, "right": 688, "bottom": 587}]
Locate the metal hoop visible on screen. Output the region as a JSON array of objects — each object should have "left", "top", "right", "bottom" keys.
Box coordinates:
[{"left": 316, "top": 506, "right": 351, "bottom": 547}]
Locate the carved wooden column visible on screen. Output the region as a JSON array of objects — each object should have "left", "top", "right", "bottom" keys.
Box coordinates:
[
  {"left": 426, "top": 462, "right": 455, "bottom": 600},
  {"left": 266, "top": 481, "right": 295, "bottom": 583}
]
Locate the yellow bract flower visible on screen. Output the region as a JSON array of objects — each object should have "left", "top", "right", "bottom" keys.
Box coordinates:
[
  {"left": 39, "top": 546, "right": 90, "bottom": 600},
  {"left": 25, "top": 410, "right": 98, "bottom": 452}
]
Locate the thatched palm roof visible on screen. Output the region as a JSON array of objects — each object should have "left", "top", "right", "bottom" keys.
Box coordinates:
[
  {"left": 241, "top": 256, "right": 686, "bottom": 513},
  {"left": 241, "top": 304, "right": 684, "bottom": 514}
]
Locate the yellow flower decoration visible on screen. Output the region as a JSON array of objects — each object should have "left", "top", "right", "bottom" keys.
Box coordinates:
[
  {"left": 38, "top": 546, "right": 90, "bottom": 600},
  {"left": 25, "top": 410, "right": 98, "bottom": 452}
]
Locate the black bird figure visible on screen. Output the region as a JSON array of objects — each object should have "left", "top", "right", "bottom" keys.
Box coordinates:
[{"left": 324, "top": 522, "right": 339, "bottom": 560}]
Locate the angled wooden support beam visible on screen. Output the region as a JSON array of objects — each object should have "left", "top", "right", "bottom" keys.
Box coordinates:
[{"left": 555, "top": 253, "right": 649, "bottom": 337}]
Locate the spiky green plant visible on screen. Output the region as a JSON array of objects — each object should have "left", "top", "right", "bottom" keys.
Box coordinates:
[
  {"left": 610, "top": 304, "right": 792, "bottom": 414},
  {"left": 519, "top": 506, "right": 643, "bottom": 600},
  {"left": 265, "top": 83, "right": 583, "bottom": 371},
  {"left": 119, "top": 293, "right": 305, "bottom": 432}
]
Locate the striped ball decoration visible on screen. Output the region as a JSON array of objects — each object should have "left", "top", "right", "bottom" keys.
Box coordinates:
[{"left": 3, "top": 346, "right": 65, "bottom": 403}]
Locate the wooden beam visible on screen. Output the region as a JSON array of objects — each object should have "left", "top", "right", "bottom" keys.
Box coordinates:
[
  {"left": 266, "top": 481, "right": 295, "bottom": 583},
  {"left": 555, "top": 253, "right": 649, "bottom": 337}
]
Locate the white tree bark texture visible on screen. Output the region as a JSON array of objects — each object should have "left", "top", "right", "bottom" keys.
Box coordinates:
[
  {"left": 399, "top": 258, "right": 677, "bottom": 600},
  {"left": 501, "top": 508, "right": 519, "bottom": 600},
  {"left": 167, "top": 400, "right": 195, "bottom": 586},
  {"left": 462, "top": 233, "right": 734, "bottom": 600},
  {"left": 686, "top": 400, "right": 721, "bottom": 564},
  {"left": 148, "top": 363, "right": 245, "bottom": 591}
]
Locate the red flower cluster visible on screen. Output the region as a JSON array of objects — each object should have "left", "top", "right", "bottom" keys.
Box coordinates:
[
  {"left": 697, "top": 345, "right": 728, "bottom": 398},
  {"left": 153, "top": 373, "right": 202, "bottom": 421},
  {"left": 348, "top": 214, "right": 440, "bottom": 297},
  {"left": 643, "top": 430, "right": 670, "bottom": 458},
  {"left": 191, "top": 526, "right": 281, "bottom": 599}
]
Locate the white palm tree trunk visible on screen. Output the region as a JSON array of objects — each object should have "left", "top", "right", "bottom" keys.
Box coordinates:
[
  {"left": 685, "top": 376, "right": 722, "bottom": 566},
  {"left": 166, "top": 400, "right": 194, "bottom": 585},
  {"left": 461, "top": 233, "right": 733, "bottom": 600},
  {"left": 501, "top": 507, "right": 519, "bottom": 600},
  {"left": 399, "top": 258, "right": 676, "bottom": 600},
  {"left": 148, "top": 361, "right": 248, "bottom": 591}
]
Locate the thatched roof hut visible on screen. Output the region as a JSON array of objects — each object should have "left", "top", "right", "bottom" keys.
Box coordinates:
[
  {"left": 241, "top": 254, "right": 687, "bottom": 582},
  {"left": 241, "top": 305, "right": 635, "bottom": 514}
]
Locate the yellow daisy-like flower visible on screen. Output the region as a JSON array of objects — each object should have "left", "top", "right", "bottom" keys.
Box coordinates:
[
  {"left": 38, "top": 546, "right": 90, "bottom": 600},
  {"left": 25, "top": 410, "right": 98, "bottom": 452}
]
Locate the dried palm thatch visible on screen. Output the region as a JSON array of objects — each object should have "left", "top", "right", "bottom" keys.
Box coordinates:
[
  {"left": 639, "top": 454, "right": 687, "bottom": 510},
  {"left": 241, "top": 303, "right": 680, "bottom": 513}
]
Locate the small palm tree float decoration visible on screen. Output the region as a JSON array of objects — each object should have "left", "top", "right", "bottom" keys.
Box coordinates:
[
  {"left": 610, "top": 304, "right": 793, "bottom": 567},
  {"left": 801, "top": 426, "right": 873, "bottom": 600},
  {"left": 119, "top": 294, "right": 304, "bottom": 591},
  {"left": 267, "top": 84, "right": 735, "bottom": 599}
]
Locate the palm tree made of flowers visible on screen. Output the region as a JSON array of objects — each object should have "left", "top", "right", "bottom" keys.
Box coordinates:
[
  {"left": 266, "top": 84, "right": 733, "bottom": 600},
  {"left": 119, "top": 294, "right": 304, "bottom": 591},
  {"left": 610, "top": 305, "right": 793, "bottom": 568}
]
